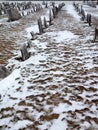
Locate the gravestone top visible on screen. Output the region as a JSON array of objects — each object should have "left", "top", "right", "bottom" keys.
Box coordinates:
[
  {"left": 7, "top": 7, "right": 21, "bottom": 21},
  {"left": 0, "top": 66, "right": 10, "bottom": 79}
]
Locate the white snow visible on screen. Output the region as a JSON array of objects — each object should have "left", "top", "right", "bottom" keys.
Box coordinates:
[
  {"left": 66, "top": 4, "right": 80, "bottom": 21},
  {"left": 0, "top": 69, "right": 20, "bottom": 91},
  {"left": 0, "top": 1, "right": 98, "bottom": 130}
]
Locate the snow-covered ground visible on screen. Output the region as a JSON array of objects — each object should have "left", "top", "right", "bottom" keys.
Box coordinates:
[{"left": 0, "top": 1, "right": 98, "bottom": 130}]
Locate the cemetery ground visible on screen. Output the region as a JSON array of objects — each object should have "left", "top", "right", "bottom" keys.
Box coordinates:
[{"left": 0, "top": 2, "right": 98, "bottom": 130}]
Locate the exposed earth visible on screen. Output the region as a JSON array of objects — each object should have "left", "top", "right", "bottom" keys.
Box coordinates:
[{"left": 0, "top": 1, "right": 98, "bottom": 130}]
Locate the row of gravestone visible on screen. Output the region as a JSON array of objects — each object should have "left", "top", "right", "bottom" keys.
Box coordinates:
[
  {"left": 37, "top": 2, "right": 65, "bottom": 35},
  {"left": 0, "top": 2, "right": 65, "bottom": 79},
  {"left": 73, "top": 2, "right": 92, "bottom": 26},
  {"left": 73, "top": 2, "right": 98, "bottom": 42},
  {"left": 87, "top": 1, "right": 96, "bottom": 8},
  {"left": 0, "top": 2, "right": 42, "bottom": 14},
  {"left": 20, "top": 2, "right": 65, "bottom": 63},
  {"left": 0, "top": 2, "right": 43, "bottom": 22}
]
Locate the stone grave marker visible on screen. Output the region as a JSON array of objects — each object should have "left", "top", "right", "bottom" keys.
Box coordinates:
[
  {"left": 20, "top": 43, "right": 30, "bottom": 61},
  {"left": 49, "top": 9, "right": 52, "bottom": 25},
  {"left": 30, "top": 31, "right": 36, "bottom": 40},
  {"left": 87, "top": 14, "right": 91, "bottom": 26},
  {"left": 94, "top": 27, "right": 98, "bottom": 42},
  {"left": 81, "top": 9, "right": 85, "bottom": 21},
  {"left": 0, "top": 66, "right": 9, "bottom": 79},
  {"left": 52, "top": 7, "right": 56, "bottom": 18},
  {"left": 38, "top": 17, "right": 43, "bottom": 34},
  {"left": 44, "top": 17, "right": 48, "bottom": 28},
  {"left": 7, "top": 7, "right": 21, "bottom": 21}
]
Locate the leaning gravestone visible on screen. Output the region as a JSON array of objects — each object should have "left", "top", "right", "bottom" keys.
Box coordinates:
[
  {"left": 0, "top": 66, "right": 9, "bottom": 79},
  {"left": 7, "top": 7, "right": 21, "bottom": 21},
  {"left": 20, "top": 44, "right": 30, "bottom": 61},
  {"left": 49, "top": 9, "right": 52, "bottom": 25},
  {"left": 44, "top": 17, "right": 48, "bottom": 28},
  {"left": 87, "top": 14, "right": 91, "bottom": 26},
  {"left": 0, "top": 4, "right": 2, "bottom": 15},
  {"left": 94, "top": 27, "right": 98, "bottom": 42},
  {"left": 38, "top": 17, "right": 43, "bottom": 34}
]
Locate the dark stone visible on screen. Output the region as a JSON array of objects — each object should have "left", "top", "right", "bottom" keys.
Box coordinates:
[
  {"left": 44, "top": 17, "right": 48, "bottom": 28},
  {"left": 94, "top": 28, "right": 98, "bottom": 42},
  {"left": 0, "top": 66, "right": 9, "bottom": 79},
  {"left": 52, "top": 7, "right": 56, "bottom": 18},
  {"left": 87, "top": 14, "right": 91, "bottom": 26},
  {"left": 38, "top": 17, "right": 43, "bottom": 34},
  {"left": 81, "top": 9, "right": 85, "bottom": 21},
  {"left": 49, "top": 9, "right": 52, "bottom": 25},
  {"left": 7, "top": 7, "right": 21, "bottom": 21},
  {"left": 20, "top": 44, "right": 30, "bottom": 61},
  {"left": 30, "top": 31, "right": 36, "bottom": 40}
]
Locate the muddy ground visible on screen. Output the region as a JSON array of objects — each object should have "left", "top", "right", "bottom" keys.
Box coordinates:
[{"left": 0, "top": 3, "right": 98, "bottom": 130}]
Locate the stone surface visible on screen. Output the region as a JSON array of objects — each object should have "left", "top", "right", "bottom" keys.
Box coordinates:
[
  {"left": 0, "top": 66, "right": 9, "bottom": 79},
  {"left": 20, "top": 44, "right": 30, "bottom": 61},
  {"left": 7, "top": 7, "right": 21, "bottom": 21}
]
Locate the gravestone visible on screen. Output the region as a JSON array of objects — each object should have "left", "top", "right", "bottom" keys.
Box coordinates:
[
  {"left": 52, "top": 7, "right": 56, "bottom": 18},
  {"left": 49, "top": 10, "right": 52, "bottom": 25},
  {"left": 0, "top": 4, "right": 2, "bottom": 15},
  {"left": 27, "top": 40, "right": 32, "bottom": 48},
  {"left": 81, "top": 9, "right": 85, "bottom": 21},
  {"left": 45, "top": 2, "right": 48, "bottom": 8},
  {"left": 22, "top": 11, "right": 24, "bottom": 16},
  {"left": 20, "top": 43, "right": 30, "bottom": 61},
  {"left": 87, "top": 14, "right": 91, "bottom": 26},
  {"left": 7, "top": 7, "right": 21, "bottom": 21},
  {"left": 94, "top": 27, "right": 98, "bottom": 42},
  {"left": 0, "top": 10, "right": 2, "bottom": 15},
  {"left": 38, "top": 17, "right": 43, "bottom": 34},
  {"left": 0, "top": 66, "right": 9, "bottom": 79},
  {"left": 30, "top": 31, "right": 36, "bottom": 40},
  {"left": 44, "top": 17, "right": 48, "bottom": 28}
]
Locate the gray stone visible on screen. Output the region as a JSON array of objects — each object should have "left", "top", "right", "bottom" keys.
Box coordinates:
[
  {"left": 30, "top": 31, "right": 36, "bottom": 40},
  {"left": 7, "top": 7, "right": 21, "bottom": 21},
  {"left": 44, "top": 17, "right": 48, "bottom": 28},
  {"left": 94, "top": 28, "right": 98, "bottom": 42},
  {"left": 20, "top": 44, "right": 30, "bottom": 61},
  {"left": 87, "top": 14, "right": 91, "bottom": 26},
  {"left": 38, "top": 17, "right": 43, "bottom": 34},
  {"left": 0, "top": 66, "right": 9, "bottom": 79},
  {"left": 49, "top": 10, "right": 52, "bottom": 25}
]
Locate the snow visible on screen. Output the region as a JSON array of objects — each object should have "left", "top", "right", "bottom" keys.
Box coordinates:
[
  {"left": 0, "top": 1, "right": 98, "bottom": 130},
  {"left": 49, "top": 118, "right": 67, "bottom": 130},
  {"left": 0, "top": 69, "right": 20, "bottom": 91},
  {"left": 25, "top": 25, "right": 39, "bottom": 38},
  {"left": 45, "top": 30, "right": 77, "bottom": 43},
  {"left": 66, "top": 4, "right": 80, "bottom": 21},
  {"left": 11, "top": 120, "right": 33, "bottom": 130}
]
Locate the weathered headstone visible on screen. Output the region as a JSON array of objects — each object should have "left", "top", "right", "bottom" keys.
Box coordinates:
[
  {"left": 52, "top": 7, "right": 56, "bottom": 18},
  {"left": 44, "top": 17, "right": 48, "bottom": 28},
  {"left": 38, "top": 17, "right": 43, "bottom": 34},
  {"left": 0, "top": 10, "right": 2, "bottom": 15},
  {"left": 45, "top": 2, "right": 48, "bottom": 8},
  {"left": 49, "top": 9, "right": 52, "bottom": 25},
  {"left": 20, "top": 44, "right": 30, "bottom": 61},
  {"left": 22, "top": 11, "right": 24, "bottom": 16},
  {"left": 81, "top": 9, "right": 85, "bottom": 21},
  {"left": 0, "top": 66, "right": 9, "bottom": 79},
  {"left": 7, "top": 7, "right": 21, "bottom": 21},
  {"left": 87, "top": 14, "right": 91, "bottom": 26},
  {"left": 30, "top": 31, "right": 36, "bottom": 40},
  {"left": 42, "top": 1, "right": 45, "bottom": 5},
  {"left": 94, "top": 27, "right": 98, "bottom": 42},
  {"left": 0, "top": 4, "right": 2, "bottom": 15},
  {"left": 27, "top": 40, "right": 32, "bottom": 48}
]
